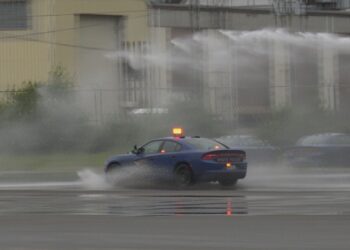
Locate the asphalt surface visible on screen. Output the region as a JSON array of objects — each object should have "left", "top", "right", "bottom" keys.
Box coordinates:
[{"left": 1, "top": 166, "right": 350, "bottom": 249}]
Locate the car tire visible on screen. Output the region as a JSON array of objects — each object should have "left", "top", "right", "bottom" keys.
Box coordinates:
[
  {"left": 105, "top": 163, "right": 121, "bottom": 183},
  {"left": 219, "top": 178, "right": 237, "bottom": 187},
  {"left": 174, "top": 164, "right": 194, "bottom": 187}
]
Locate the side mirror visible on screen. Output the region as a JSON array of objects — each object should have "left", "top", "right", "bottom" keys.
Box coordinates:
[
  {"left": 137, "top": 147, "right": 145, "bottom": 155},
  {"left": 132, "top": 145, "right": 144, "bottom": 155},
  {"left": 132, "top": 145, "right": 138, "bottom": 154}
]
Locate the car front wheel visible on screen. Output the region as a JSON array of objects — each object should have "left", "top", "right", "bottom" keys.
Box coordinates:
[{"left": 105, "top": 163, "right": 121, "bottom": 183}]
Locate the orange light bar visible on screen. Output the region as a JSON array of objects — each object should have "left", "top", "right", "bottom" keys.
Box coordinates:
[{"left": 172, "top": 127, "right": 184, "bottom": 137}]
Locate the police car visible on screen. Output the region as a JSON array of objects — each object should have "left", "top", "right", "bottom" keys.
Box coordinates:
[{"left": 105, "top": 128, "right": 247, "bottom": 187}]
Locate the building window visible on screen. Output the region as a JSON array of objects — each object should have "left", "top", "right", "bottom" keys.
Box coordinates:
[{"left": 0, "top": 0, "right": 28, "bottom": 30}]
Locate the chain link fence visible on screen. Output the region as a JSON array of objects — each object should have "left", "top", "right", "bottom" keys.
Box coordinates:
[{"left": 2, "top": 83, "right": 346, "bottom": 127}]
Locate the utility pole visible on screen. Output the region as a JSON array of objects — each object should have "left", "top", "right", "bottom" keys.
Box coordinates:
[{"left": 189, "top": 0, "right": 203, "bottom": 105}]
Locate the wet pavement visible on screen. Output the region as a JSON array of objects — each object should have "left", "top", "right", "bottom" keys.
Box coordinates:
[
  {"left": 1, "top": 166, "right": 350, "bottom": 216},
  {"left": 1, "top": 188, "right": 350, "bottom": 216},
  {"left": 1, "top": 166, "right": 350, "bottom": 249}
]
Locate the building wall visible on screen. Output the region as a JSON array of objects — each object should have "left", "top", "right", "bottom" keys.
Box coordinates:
[
  {"left": 53, "top": 0, "right": 149, "bottom": 83},
  {"left": 0, "top": 0, "right": 53, "bottom": 89},
  {"left": 0, "top": 0, "right": 149, "bottom": 90}
]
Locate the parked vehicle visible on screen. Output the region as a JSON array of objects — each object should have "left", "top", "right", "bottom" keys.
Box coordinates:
[
  {"left": 283, "top": 133, "right": 350, "bottom": 167},
  {"left": 216, "top": 134, "right": 278, "bottom": 164}
]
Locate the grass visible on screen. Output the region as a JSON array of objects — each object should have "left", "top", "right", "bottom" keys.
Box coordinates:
[{"left": 0, "top": 150, "right": 126, "bottom": 172}]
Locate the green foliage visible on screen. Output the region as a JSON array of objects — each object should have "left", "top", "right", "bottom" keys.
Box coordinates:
[
  {"left": 0, "top": 66, "right": 80, "bottom": 153},
  {"left": 0, "top": 65, "right": 149, "bottom": 154},
  {"left": 0, "top": 101, "right": 6, "bottom": 114},
  {"left": 6, "top": 82, "right": 41, "bottom": 120},
  {"left": 48, "top": 65, "right": 73, "bottom": 88},
  {"left": 46, "top": 65, "right": 74, "bottom": 99},
  {"left": 0, "top": 66, "right": 73, "bottom": 121}
]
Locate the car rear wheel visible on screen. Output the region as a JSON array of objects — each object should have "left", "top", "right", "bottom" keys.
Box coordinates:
[
  {"left": 175, "top": 164, "right": 194, "bottom": 187},
  {"left": 219, "top": 178, "right": 237, "bottom": 187}
]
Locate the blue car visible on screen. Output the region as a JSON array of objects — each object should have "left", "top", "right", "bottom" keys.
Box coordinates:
[{"left": 105, "top": 131, "right": 247, "bottom": 187}]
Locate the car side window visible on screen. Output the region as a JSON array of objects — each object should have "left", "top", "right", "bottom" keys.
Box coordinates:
[
  {"left": 142, "top": 140, "right": 163, "bottom": 155},
  {"left": 161, "top": 141, "right": 182, "bottom": 153}
]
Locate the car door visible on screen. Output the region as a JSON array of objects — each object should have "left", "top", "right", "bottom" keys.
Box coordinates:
[
  {"left": 150, "top": 140, "right": 183, "bottom": 178},
  {"left": 134, "top": 140, "right": 163, "bottom": 167}
]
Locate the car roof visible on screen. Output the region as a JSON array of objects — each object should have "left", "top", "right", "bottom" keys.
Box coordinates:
[
  {"left": 142, "top": 136, "right": 230, "bottom": 151},
  {"left": 151, "top": 136, "right": 201, "bottom": 141},
  {"left": 297, "top": 133, "right": 349, "bottom": 146}
]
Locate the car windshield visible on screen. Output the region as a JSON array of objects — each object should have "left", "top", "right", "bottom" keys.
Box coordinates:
[{"left": 183, "top": 138, "right": 228, "bottom": 150}]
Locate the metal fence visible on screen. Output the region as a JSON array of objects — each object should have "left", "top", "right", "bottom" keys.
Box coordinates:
[
  {"left": 151, "top": 0, "right": 273, "bottom": 7},
  {"left": 1, "top": 82, "right": 347, "bottom": 128}
]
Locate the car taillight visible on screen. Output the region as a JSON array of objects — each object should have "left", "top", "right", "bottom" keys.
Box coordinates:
[{"left": 202, "top": 153, "right": 218, "bottom": 161}]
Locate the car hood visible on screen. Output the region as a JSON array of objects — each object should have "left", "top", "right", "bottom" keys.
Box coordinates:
[{"left": 105, "top": 153, "right": 136, "bottom": 165}]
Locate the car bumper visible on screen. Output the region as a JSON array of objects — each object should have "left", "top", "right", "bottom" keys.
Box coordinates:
[{"left": 199, "top": 162, "right": 247, "bottom": 181}]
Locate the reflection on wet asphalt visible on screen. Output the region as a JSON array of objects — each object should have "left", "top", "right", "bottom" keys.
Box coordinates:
[
  {"left": 1, "top": 188, "right": 350, "bottom": 217},
  {"left": 0, "top": 190, "right": 247, "bottom": 216},
  {"left": 0, "top": 166, "right": 350, "bottom": 216}
]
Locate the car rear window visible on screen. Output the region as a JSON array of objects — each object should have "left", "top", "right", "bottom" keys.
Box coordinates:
[{"left": 183, "top": 138, "right": 228, "bottom": 150}]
